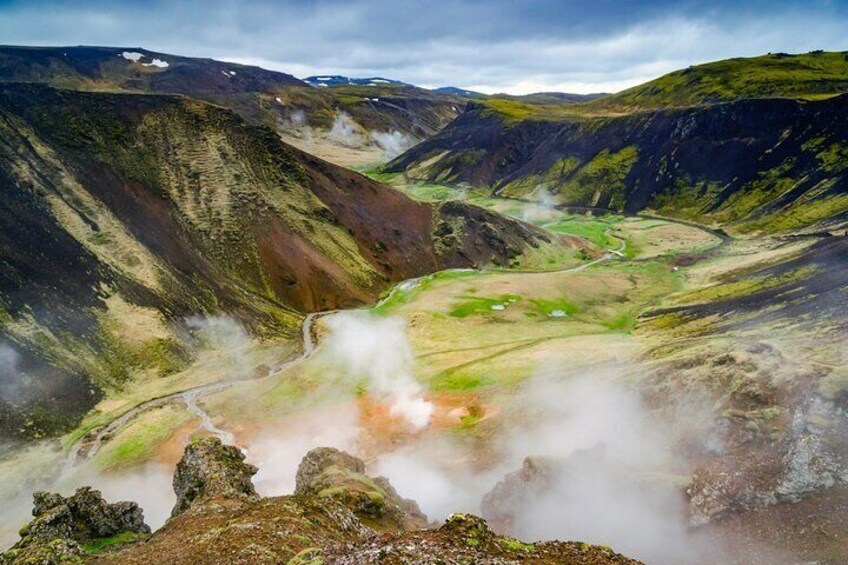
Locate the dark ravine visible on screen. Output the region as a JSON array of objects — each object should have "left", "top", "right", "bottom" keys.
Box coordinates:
[
  {"left": 387, "top": 95, "right": 848, "bottom": 233},
  {"left": 0, "top": 82, "right": 549, "bottom": 441}
]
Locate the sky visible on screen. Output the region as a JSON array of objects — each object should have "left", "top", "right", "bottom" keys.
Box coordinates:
[{"left": 1, "top": 0, "right": 847, "bottom": 94}]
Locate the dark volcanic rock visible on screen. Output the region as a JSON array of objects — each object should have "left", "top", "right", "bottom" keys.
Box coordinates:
[
  {"left": 1, "top": 487, "right": 149, "bottom": 565},
  {"left": 688, "top": 396, "right": 848, "bottom": 526},
  {"left": 481, "top": 456, "right": 558, "bottom": 534},
  {"left": 171, "top": 437, "right": 258, "bottom": 517}
]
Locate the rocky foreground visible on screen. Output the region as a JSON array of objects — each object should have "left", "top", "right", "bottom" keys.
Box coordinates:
[{"left": 1, "top": 438, "right": 641, "bottom": 564}]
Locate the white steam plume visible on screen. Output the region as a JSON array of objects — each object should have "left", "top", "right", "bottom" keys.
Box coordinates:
[
  {"left": 520, "top": 185, "right": 558, "bottom": 223},
  {"left": 248, "top": 403, "right": 361, "bottom": 496},
  {"left": 288, "top": 109, "right": 307, "bottom": 128},
  {"left": 321, "top": 312, "right": 433, "bottom": 430},
  {"left": 495, "top": 369, "right": 711, "bottom": 564},
  {"left": 369, "top": 130, "right": 415, "bottom": 158},
  {"left": 0, "top": 343, "right": 23, "bottom": 402},
  {"left": 327, "top": 112, "right": 364, "bottom": 147}
]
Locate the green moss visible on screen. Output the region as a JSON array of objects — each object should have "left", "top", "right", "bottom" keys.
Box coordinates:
[
  {"left": 594, "top": 50, "right": 848, "bottom": 110},
  {"left": 603, "top": 311, "right": 637, "bottom": 331},
  {"left": 554, "top": 146, "right": 638, "bottom": 209},
  {"left": 287, "top": 547, "right": 324, "bottom": 565},
  {"left": 98, "top": 407, "right": 191, "bottom": 469},
  {"left": 449, "top": 294, "right": 521, "bottom": 317},
  {"left": 430, "top": 371, "right": 483, "bottom": 392},
  {"left": 528, "top": 297, "right": 579, "bottom": 318},
  {"left": 542, "top": 215, "right": 621, "bottom": 248},
  {"left": 502, "top": 538, "right": 536, "bottom": 552},
  {"left": 83, "top": 532, "right": 147, "bottom": 555},
  {"left": 674, "top": 265, "right": 817, "bottom": 304}
]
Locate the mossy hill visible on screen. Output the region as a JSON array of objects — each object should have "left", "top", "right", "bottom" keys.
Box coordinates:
[{"left": 388, "top": 52, "right": 848, "bottom": 234}]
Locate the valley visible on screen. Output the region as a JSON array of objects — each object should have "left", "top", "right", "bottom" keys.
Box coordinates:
[{"left": 0, "top": 41, "right": 847, "bottom": 565}]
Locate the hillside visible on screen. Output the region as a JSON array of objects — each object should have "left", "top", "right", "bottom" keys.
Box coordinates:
[
  {"left": 387, "top": 54, "right": 848, "bottom": 234},
  {"left": 592, "top": 50, "right": 848, "bottom": 111},
  {"left": 0, "top": 83, "right": 548, "bottom": 442},
  {"left": 0, "top": 46, "right": 463, "bottom": 145}
]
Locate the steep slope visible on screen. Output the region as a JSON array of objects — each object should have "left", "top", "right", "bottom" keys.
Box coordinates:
[
  {"left": 0, "top": 83, "right": 547, "bottom": 441},
  {"left": 0, "top": 46, "right": 463, "bottom": 141},
  {"left": 389, "top": 85, "right": 848, "bottom": 233}
]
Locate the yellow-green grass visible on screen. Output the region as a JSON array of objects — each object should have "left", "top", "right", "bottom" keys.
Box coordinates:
[
  {"left": 95, "top": 404, "right": 194, "bottom": 470},
  {"left": 67, "top": 337, "right": 296, "bottom": 448}
]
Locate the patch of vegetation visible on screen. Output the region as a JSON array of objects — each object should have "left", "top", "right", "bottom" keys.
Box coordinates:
[
  {"left": 501, "top": 538, "right": 536, "bottom": 553},
  {"left": 602, "top": 311, "right": 637, "bottom": 332},
  {"left": 83, "top": 532, "right": 146, "bottom": 555},
  {"left": 672, "top": 265, "right": 817, "bottom": 305},
  {"left": 430, "top": 371, "right": 484, "bottom": 392},
  {"left": 98, "top": 406, "right": 191, "bottom": 470},
  {"left": 449, "top": 294, "right": 521, "bottom": 318},
  {"left": 555, "top": 147, "right": 638, "bottom": 209},
  {"left": 372, "top": 270, "right": 479, "bottom": 315},
  {"left": 528, "top": 297, "right": 579, "bottom": 318},
  {"left": 542, "top": 215, "right": 621, "bottom": 248}
]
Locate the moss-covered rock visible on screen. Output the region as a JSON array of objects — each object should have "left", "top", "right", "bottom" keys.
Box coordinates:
[
  {"left": 171, "top": 437, "right": 259, "bottom": 517},
  {"left": 294, "top": 447, "right": 428, "bottom": 531}
]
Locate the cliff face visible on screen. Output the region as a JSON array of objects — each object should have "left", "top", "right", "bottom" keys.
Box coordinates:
[
  {"left": 388, "top": 95, "right": 848, "bottom": 233},
  {"left": 0, "top": 83, "right": 546, "bottom": 441}
]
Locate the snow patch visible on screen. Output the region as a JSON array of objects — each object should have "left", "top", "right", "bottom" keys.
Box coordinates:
[
  {"left": 142, "top": 58, "right": 169, "bottom": 68},
  {"left": 549, "top": 310, "right": 567, "bottom": 318},
  {"left": 491, "top": 304, "right": 506, "bottom": 311},
  {"left": 121, "top": 51, "right": 144, "bottom": 62}
]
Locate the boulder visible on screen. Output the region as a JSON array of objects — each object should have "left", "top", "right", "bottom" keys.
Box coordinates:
[
  {"left": 294, "top": 446, "right": 428, "bottom": 531},
  {"left": 1, "top": 487, "right": 149, "bottom": 565},
  {"left": 171, "top": 437, "right": 258, "bottom": 517}
]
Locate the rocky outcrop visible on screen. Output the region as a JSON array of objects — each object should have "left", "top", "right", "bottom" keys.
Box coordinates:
[
  {"left": 481, "top": 456, "right": 558, "bottom": 533},
  {"left": 294, "top": 446, "right": 429, "bottom": 531},
  {"left": 688, "top": 396, "right": 848, "bottom": 526},
  {"left": 1, "top": 442, "right": 644, "bottom": 564},
  {"left": 171, "top": 437, "right": 259, "bottom": 517},
  {"left": 1, "top": 487, "right": 149, "bottom": 564}
]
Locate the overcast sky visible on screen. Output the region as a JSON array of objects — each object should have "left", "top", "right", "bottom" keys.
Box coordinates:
[{"left": 1, "top": 0, "right": 847, "bottom": 94}]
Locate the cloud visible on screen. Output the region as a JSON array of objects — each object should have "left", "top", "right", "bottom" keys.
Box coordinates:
[{"left": 0, "top": 1, "right": 846, "bottom": 93}]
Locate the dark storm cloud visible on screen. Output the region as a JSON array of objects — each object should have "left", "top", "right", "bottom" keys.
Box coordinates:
[{"left": 0, "top": 0, "right": 846, "bottom": 93}]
